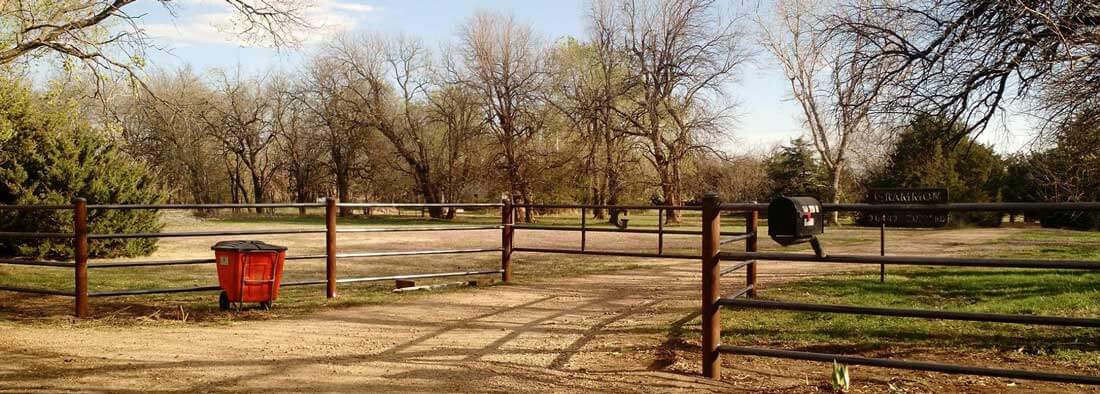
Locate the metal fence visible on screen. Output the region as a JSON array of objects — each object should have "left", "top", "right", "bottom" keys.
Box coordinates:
[
  {"left": 510, "top": 203, "right": 755, "bottom": 261},
  {"left": 0, "top": 198, "right": 509, "bottom": 317},
  {"left": 4, "top": 196, "right": 1098, "bottom": 384},
  {"left": 700, "top": 195, "right": 1100, "bottom": 385}
]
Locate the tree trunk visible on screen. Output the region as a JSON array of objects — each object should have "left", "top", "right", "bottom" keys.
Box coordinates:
[
  {"left": 592, "top": 186, "right": 606, "bottom": 219},
  {"left": 657, "top": 162, "right": 682, "bottom": 223},
  {"left": 829, "top": 165, "right": 842, "bottom": 226},
  {"left": 336, "top": 165, "right": 352, "bottom": 217},
  {"left": 414, "top": 165, "right": 446, "bottom": 219},
  {"left": 251, "top": 172, "right": 265, "bottom": 214},
  {"left": 295, "top": 174, "right": 308, "bottom": 216}
]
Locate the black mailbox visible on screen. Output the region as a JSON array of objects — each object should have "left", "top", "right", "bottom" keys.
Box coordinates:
[{"left": 768, "top": 196, "right": 824, "bottom": 246}]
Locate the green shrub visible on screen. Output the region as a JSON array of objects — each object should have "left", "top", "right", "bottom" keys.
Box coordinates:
[{"left": 0, "top": 79, "right": 165, "bottom": 259}]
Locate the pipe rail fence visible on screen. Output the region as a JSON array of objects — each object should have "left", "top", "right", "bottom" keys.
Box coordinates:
[
  {"left": 0, "top": 198, "right": 511, "bottom": 318},
  {"left": 509, "top": 203, "right": 755, "bottom": 262},
  {"left": 3, "top": 196, "right": 1098, "bottom": 385},
  {"left": 700, "top": 195, "right": 1100, "bottom": 385}
]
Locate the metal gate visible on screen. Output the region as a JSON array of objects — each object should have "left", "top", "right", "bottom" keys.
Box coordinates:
[{"left": 699, "top": 194, "right": 1100, "bottom": 385}]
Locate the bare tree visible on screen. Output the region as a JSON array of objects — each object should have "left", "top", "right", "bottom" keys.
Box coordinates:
[
  {"left": 449, "top": 11, "right": 547, "bottom": 222},
  {"left": 200, "top": 71, "right": 280, "bottom": 213},
  {"left": 270, "top": 73, "right": 325, "bottom": 215},
  {"left": 112, "top": 68, "right": 230, "bottom": 206},
  {"left": 605, "top": 0, "right": 749, "bottom": 222},
  {"left": 833, "top": 0, "right": 1100, "bottom": 141},
  {"left": 758, "top": 0, "right": 881, "bottom": 223},
  {"left": 0, "top": 0, "right": 311, "bottom": 95},
  {"left": 292, "top": 54, "right": 369, "bottom": 216},
  {"left": 426, "top": 84, "right": 490, "bottom": 215},
  {"left": 546, "top": 1, "right": 641, "bottom": 221},
  {"left": 691, "top": 152, "right": 771, "bottom": 203},
  {"left": 327, "top": 34, "right": 472, "bottom": 218}
]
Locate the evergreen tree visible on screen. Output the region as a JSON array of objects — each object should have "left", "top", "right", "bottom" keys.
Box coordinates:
[
  {"left": 868, "top": 115, "right": 1005, "bottom": 226},
  {"left": 0, "top": 79, "right": 166, "bottom": 259},
  {"left": 765, "top": 137, "right": 828, "bottom": 200}
]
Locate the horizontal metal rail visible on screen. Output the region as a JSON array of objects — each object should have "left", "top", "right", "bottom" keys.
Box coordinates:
[
  {"left": 88, "top": 258, "right": 217, "bottom": 269},
  {"left": 335, "top": 248, "right": 501, "bottom": 259},
  {"left": 718, "top": 202, "right": 768, "bottom": 211},
  {"left": 514, "top": 247, "right": 697, "bottom": 259},
  {"left": 830, "top": 202, "right": 1100, "bottom": 212},
  {"left": 723, "top": 285, "right": 754, "bottom": 300},
  {"left": 512, "top": 225, "right": 745, "bottom": 236},
  {"left": 0, "top": 285, "right": 74, "bottom": 297},
  {"left": 336, "top": 225, "right": 501, "bottom": 233},
  {"left": 333, "top": 269, "right": 504, "bottom": 284},
  {"left": 0, "top": 258, "right": 75, "bottom": 268},
  {"left": 0, "top": 204, "right": 72, "bottom": 210},
  {"left": 89, "top": 269, "right": 505, "bottom": 297},
  {"left": 285, "top": 254, "right": 327, "bottom": 261},
  {"left": 87, "top": 249, "right": 500, "bottom": 268},
  {"left": 91, "top": 250, "right": 500, "bottom": 268},
  {"left": 719, "top": 202, "right": 1100, "bottom": 212},
  {"left": 514, "top": 203, "right": 702, "bottom": 210},
  {"left": 89, "top": 285, "right": 222, "bottom": 297},
  {"left": 86, "top": 203, "right": 325, "bottom": 210},
  {"left": 281, "top": 279, "right": 328, "bottom": 286},
  {"left": 719, "top": 251, "right": 1100, "bottom": 270},
  {"left": 9, "top": 201, "right": 1098, "bottom": 212},
  {"left": 88, "top": 229, "right": 327, "bottom": 239},
  {"left": 720, "top": 232, "right": 754, "bottom": 245},
  {"left": 719, "top": 299, "right": 1100, "bottom": 327},
  {"left": 284, "top": 270, "right": 506, "bottom": 287},
  {"left": 0, "top": 231, "right": 73, "bottom": 239},
  {"left": 337, "top": 202, "right": 502, "bottom": 208},
  {"left": 720, "top": 261, "right": 752, "bottom": 276},
  {"left": 718, "top": 346, "right": 1100, "bottom": 385}
]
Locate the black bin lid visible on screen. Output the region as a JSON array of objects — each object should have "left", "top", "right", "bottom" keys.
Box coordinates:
[{"left": 211, "top": 240, "right": 287, "bottom": 252}]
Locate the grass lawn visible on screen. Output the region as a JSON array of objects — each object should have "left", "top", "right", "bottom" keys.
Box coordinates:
[{"left": 721, "top": 227, "right": 1100, "bottom": 370}]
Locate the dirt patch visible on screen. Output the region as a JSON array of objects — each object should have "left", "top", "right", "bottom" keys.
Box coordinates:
[{"left": 0, "top": 226, "right": 1095, "bottom": 392}]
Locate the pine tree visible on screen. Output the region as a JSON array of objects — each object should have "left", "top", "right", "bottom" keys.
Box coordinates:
[
  {"left": 0, "top": 79, "right": 166, "bottom": 259},
  {"left": 765, "top": 137, "right": 828, "bottom": 200}
]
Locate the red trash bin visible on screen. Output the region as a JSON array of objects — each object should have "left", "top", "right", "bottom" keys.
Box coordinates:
[{"left": 212, "top": 240, "right": 287, "bottom": 310}]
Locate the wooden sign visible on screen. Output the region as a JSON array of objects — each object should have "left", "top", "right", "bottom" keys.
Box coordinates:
[{"left": 863, "top": 188, "right": 949, "bottom": 228}]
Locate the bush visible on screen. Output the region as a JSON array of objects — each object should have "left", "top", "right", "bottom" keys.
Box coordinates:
[{"left": 0, "top": 80, "right": 166, "bottom": 259}]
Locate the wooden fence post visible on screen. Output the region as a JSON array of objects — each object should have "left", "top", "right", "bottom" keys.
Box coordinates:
[
  {"left": 701, "top": 192, "right": 721, "bottom": 379},
  {"left": 73, "top": 197, "right": 89, "bottom": 318},
  {"left": 746, "top": 207, "right": 758, "bottom": 298},
  {"left": 501, "top": 196, "right": 514, "bottom": 283},
  {"left": 325, "top": 197, "right": 337, "bottom": 298}
]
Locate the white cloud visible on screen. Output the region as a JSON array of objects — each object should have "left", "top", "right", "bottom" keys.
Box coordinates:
[
  {"left": 140, "top": 1, "right": 376, "bottom": 47},
  {"left": 326, "top": 1, "right": 376, "bottom": 13}
]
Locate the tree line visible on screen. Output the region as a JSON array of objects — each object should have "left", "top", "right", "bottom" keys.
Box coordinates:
[
  {"left": 93, "top": 1, "right": 747, "bottom": 223},
  {"left": 2, "top": 0, "right": 1098, "bottom": 232}
]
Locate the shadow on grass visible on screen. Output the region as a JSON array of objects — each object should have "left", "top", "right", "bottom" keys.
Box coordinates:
[
  {"left": 783, "top": 268, "right": 1100, "bottom": 311},
  {"left": 723, "top": 267, "right": 1100, "bottom": 367}
]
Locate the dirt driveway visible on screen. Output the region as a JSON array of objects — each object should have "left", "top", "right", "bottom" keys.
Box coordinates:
[{"left": 0, "top": 227, "right": 1092, "bottom": 392}]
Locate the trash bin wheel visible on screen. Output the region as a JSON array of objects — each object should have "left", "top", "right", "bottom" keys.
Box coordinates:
[
  {"left": 218, "top": 291, "right": 230, "bottom": 311},
  {"left": 259, "top": 301, "right": 272, "bottom": 310}
]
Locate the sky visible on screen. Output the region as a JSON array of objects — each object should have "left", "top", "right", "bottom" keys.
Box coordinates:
[{"left": 126, "top": 0, "right": 1031, "bottom": 154}]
